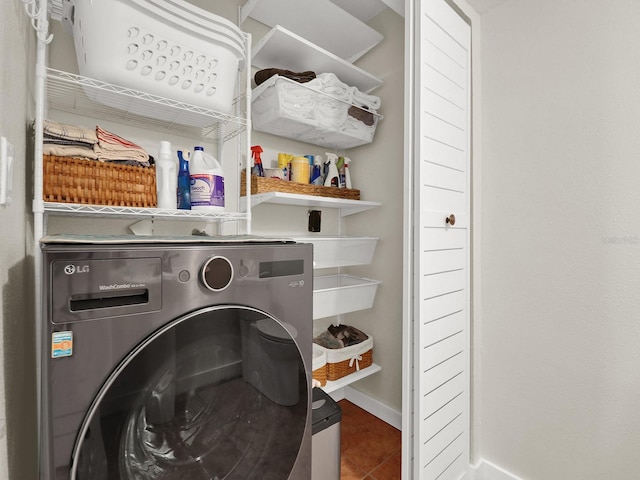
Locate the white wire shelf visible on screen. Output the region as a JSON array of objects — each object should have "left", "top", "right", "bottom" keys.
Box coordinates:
[
  {"left": 45, "top": 68, "right": 248, "bottom": 142},
  {"left": 42, "top": 202, "right": 248, "bottom": 222}
]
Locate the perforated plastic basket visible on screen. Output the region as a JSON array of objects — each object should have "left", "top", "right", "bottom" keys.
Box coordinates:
[{"left": 66, "top": 0, "right": 246, "bottom": 114}]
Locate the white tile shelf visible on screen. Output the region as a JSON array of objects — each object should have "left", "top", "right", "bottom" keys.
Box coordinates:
[
  {"left": 240, "top": 192, "right": 381, "bottom": 216},
  {"left": 42, "top": 202, "right": 248, "bottom": 222},
  {"left": 321, "top": 363, "right": 382, "bottom": 394}
]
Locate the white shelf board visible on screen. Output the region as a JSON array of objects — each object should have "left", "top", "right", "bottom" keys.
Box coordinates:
[
  {"left": 240, "top": 192, "right": 381, "bottom": 216},
  {"left": 240, "top": 0, "right": 383, "bottom": 63},
  {"left": 321, "top": 363, "right": 382, "bottom": 394},
  {"left": 329, "top": 0, "right": 404, "bottom": 19},
  {"left": 328, "top": 0, "right": 387, "bottom": 22},
  {"left": 252, "top": 26, "right": 383, "bottom": 93}
]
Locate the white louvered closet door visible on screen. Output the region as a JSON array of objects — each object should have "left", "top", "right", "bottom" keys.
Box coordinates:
[{"left": 413, "top": 1, "right": 471, "bottom": 479}]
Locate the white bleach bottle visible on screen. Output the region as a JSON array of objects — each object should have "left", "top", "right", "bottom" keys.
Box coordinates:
[
  {"left": 156, "top": 140, "right": 177, "bottom": 209},
  {"left": 189, "top": 146, "right": 225, "bottom": 211}
]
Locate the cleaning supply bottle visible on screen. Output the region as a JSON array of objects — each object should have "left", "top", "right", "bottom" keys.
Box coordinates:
[
  {"left": 251, "top": 145, "right": 265, "bottom": 177},
  {"left": 323, "top": 152, "right": 340, "bottom": 187},
  {"left": 156, "top": 141, "right": 177, "bottom": 209},
  {"left": 310, "top": 156, "right": 323, "bottom": 186},
  {"left": 277, "top": 152, "right": 291, "bottom": 180},
  {"left": 291, "top": 156, "right": 310, "bottom": 184},
  {"left": 337, "top": 156, "right": 346, "bottom": 188},
  {"left": 344, "top": 156, "right": 353, "bottom": 189},
  {"left": 176, "top": 150, "right": 191, "bottom": 210},
  {"left": 189, "top": 146, "right": 225, "bottom": 211}
]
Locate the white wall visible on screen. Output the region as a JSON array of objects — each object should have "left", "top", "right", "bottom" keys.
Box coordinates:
[
  {"left": 337, "top": 8, "right": 405, "bottom": 413},
  {"left": 0, "top": 2, "right": 38, "bottom": 480},
  {"left": 479, "top": 1, "right": 640, "bottom": 478}
]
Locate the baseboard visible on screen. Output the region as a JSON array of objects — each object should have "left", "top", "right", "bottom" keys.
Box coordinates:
[
  {"left": 321, "top": 389, "right": 520, "bottom": 480},
  {"left": 471, "top": 459, "right": 523, "bottom": 480},
  {"left": 328, "top": 386, "right": 402, "bottom": 430}
]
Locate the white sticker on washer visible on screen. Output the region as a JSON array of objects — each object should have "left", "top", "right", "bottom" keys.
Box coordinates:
[{"left": 52, "top": 331, "right": 73, "bottom": 358}]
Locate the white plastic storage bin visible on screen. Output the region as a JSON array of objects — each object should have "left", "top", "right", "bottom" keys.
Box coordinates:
[
  {"left": 64, "top": 0, "right": 246, "bottom": 115},
  {"left": 313, "top": 274, "right": 381, "bottom": 320},
  {"left": 252, "top": 75, "right": 381, "bottom": 149},
  {"left": 312, "top": 344, "right": 328, "bottom": 386},
  {"left": 291, "top": 236, "right": 379, "bottom": 269}
]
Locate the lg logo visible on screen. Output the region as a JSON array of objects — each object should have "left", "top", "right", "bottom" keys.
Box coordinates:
[{"left": 64, "top": 265, "right": 90, "bottom": 275}]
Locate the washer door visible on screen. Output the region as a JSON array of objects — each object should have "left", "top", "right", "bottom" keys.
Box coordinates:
[{"left": 71, "top": 306, "right": 310, "bottom": 480}]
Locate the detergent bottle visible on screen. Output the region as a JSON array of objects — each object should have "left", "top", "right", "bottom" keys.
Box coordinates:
[
  {"left": 189, "top": 146, "right": 225, "bottom": 212},
  {"left": 156, "top": 141, "right": 177, "bottom": 209}
]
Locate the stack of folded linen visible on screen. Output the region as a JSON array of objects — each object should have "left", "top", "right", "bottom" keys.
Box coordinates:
[
  {"left": 95, "top": 126, "right": 151, "bottom": 166},
  {"left": 43, "top": 120, "right": 98, "bottom": 159},
  {"left": 41, "top": 120, "right": 152, "bottom": 167}
]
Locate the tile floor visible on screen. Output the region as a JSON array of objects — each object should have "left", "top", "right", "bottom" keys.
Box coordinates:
[{"left": 338, "top": 400, "right": 401, "bottom": 480}]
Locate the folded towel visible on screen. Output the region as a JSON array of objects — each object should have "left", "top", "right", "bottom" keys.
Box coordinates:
[
  {"left": 95, "top": 126, "right": 150, "bottom": 165},
  {"left": 314, "top": 331, "right": 344, "bottom": 349},
  {"left": 43, "top": 144, "right": 98, "bottom": 159},
  {"left": 314, "top": 325, "right": 369, "bottom": 349},
  {"left": 327, "top": 324, "right": 369, "bottom": 347},
  {"left": 352, "top": 90, "right": 381, "bottom": 111},
  {"left": 306, "top": 73, "right": 353, "bottom": 103},
  {"left": 348, "top": 105, "right": 376, "bottom": 126},
  {"left": 43, "top": 119, "right": 98, "bottom": 144}
]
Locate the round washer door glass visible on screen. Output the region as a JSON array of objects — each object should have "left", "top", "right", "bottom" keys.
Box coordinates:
[{"left": 72, "top": 307, "right": 309, "bottom": 480}]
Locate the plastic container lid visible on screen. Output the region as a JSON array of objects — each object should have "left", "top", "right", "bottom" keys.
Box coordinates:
[
  {"left": 256, "top": 319, "right": 296, "bottom": 342},
  {"left": 312, "top": 387, "right": 342, "bottom": 434}
]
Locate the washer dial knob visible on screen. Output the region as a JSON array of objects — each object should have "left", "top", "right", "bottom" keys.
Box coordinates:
[{"left": 201, "top": 256, "right": 234, "bottom": 292}]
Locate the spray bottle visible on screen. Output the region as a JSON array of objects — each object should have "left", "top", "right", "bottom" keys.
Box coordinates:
[
  {"left": 344, "top": 157, "right": 353, "bottom": 189},
  {"left": 251, "top": 145, "right": 265, "bottom": 177},
  {"left": 189, "top": 146, "right": 225, "bottom": 212},
  {"left": 177, "top": 150, "right": 191, "bottom": 210},
  {"left": 310, "top": 156, "right": 323, "bottom": 186},
  {"left": 156, "top": 141, "right": 177, "bottom": 209},
  {"left": 323, "top": 152, "right": 340, "bottom": 187},
  {"left": 337, "top": 156, "right": 346, "bottom": 188}
]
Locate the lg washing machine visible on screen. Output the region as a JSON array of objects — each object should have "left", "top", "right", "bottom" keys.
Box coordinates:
[{"left": 39, "top": 236, "right": 313, "bottom": 480}]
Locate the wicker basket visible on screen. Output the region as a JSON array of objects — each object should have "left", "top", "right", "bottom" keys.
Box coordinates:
[
  {"left": 241, "top": 171, "right": 360, "bottom": 200},
  {"left": 312, "top": 345, "right": 328, "bottom": 387},
  {"left": 43, "top": 155, "right": 157, "bottom": 207},
  {"left": 314, "top": 336, "right": 374, "bottom": 382}
]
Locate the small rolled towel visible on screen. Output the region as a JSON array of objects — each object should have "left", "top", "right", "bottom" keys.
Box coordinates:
[{"left": 255, "top": 68, "right": 316, "bottom": 86}]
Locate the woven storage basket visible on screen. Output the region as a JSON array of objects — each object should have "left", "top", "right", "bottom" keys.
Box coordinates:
[
  {"left": 241, "top": 171, "right": 360, "bottom": 200},
  {"left": 43, "top": 155, "right": 157, "bottom": 207},
  {"left": 312, "top": 345, "right": 328, "bottom": 387},
  {"left": 314, "top": 336, "right": 373, "bottom": 382}
]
